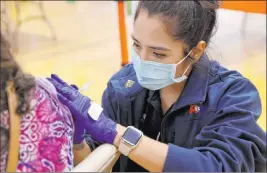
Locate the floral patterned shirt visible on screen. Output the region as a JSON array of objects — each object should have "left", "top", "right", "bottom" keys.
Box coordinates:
[{"left": 0, "top": 78, "right": 74, "bottom": 172}]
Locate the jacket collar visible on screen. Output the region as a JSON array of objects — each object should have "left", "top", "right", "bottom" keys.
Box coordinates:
[{"left": 172, "top": 53, "right": 210, "bottom": 110}]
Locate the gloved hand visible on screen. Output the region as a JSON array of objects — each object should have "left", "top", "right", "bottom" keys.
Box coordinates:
[
  {"left": 47, "top": 74, "right": 117, "bottom": 144},
  {"left": 68, "top": 83, "right": 87, "bottom": 144}
]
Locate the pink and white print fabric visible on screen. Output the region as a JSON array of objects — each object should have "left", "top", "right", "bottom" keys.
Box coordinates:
[{"left": 0, "top": 78, "right": 74, "bottom": 172}]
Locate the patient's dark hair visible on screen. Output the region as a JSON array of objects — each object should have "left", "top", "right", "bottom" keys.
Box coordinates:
[
  {"left": 134, "top": 1, "right": 219, "bottom": 50},
  {"left": 0, "top": 32, "right": 35, "bottom": 115}
]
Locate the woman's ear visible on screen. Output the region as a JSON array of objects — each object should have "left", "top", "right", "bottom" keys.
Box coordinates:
[{"left": 190, "top": 41, "right": 206, "bottom": 62}]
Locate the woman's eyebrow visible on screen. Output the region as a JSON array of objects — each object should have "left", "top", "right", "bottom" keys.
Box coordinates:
[
  {"left": 131, "top": 35, "right": 172, "bottom": 51},
  {"left": 131, "top": 35, "right": 140, "bottom": 43},
  {"left": 148, "top": 46, "right": 171, "bottom": 51}
]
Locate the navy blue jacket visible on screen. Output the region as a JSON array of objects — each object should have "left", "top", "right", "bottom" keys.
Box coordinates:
[{"left": 97, "top": 55, "right": 266, "bottom": 172}]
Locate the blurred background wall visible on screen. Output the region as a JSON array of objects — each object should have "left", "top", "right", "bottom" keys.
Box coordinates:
[{"left": 1, "top": 1, "right": 266, "bottom": 131}]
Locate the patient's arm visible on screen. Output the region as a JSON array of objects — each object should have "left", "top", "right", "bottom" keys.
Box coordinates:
[{"left": 73, "top": 140, "right": 92, "bottom": 166}]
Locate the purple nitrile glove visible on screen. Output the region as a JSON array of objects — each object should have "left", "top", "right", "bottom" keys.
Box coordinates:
[
  {"left": 69, "top": 84, "right": 86, "bottom": 144},
  {"left": 46, "top": 74, "right": 117, "bottom": 144}
]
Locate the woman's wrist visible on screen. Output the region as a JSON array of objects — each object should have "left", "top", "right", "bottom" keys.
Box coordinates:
[{"left": 113, "top": 124, "right": 126, "bottom": 147}]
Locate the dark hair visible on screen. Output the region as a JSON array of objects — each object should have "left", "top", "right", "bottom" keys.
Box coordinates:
[
  {"left": 134, "top": 0, "right": 219, "bottom": 51},
  {"left": 0, "top": 32, "right": 35, "bottom": 115}
]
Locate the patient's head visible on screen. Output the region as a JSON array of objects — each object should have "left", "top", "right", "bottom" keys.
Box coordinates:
[{"left": 0, "top": 32, "right": 35, "bottom": 114}]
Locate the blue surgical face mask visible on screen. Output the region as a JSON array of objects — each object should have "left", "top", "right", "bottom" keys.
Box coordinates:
[{"left": 131, "top": 50, "right": 192, "bottom": 90}]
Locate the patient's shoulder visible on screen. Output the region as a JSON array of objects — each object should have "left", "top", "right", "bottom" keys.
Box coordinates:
[
  {"left": 17, "top": 77, "right": 74, "bottom": 171},
  {"left": 31, "top": 77, "right": 73, "bottom": 123},
  {"left": 0, "top": 77, "right": 74, "bottom": 172}
]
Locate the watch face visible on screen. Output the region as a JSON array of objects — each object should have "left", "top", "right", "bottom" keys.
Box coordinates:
[{"left": 122, "top": 127, "right": 142, "bottom": 146}]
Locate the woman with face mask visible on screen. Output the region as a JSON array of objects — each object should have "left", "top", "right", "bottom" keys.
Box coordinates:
[{"left": 47, "top": 1, "right": 266, "bottom": 172}]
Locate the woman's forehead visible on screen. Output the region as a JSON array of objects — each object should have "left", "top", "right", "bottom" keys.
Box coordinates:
[
  {"left": 133, "top": 10, "right": 184, "bottom": 51},
  {"left": 133, "top": 10, "right": 171, "bottom": 44}
]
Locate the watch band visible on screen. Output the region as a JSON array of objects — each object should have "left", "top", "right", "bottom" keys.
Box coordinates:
[{"left": 118, "top": 140, "right": 133, "bottom": 156}]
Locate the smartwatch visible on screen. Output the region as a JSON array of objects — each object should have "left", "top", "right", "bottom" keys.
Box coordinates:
[{"left": 118, "top": 126, "right": 143, "bottom": 156}]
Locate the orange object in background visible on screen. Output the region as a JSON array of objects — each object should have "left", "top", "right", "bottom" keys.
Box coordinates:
[
  {"left": 220, "top": 1, "right": 266, "bottom": 14},
  {"left": 118, "top": 1, "right": 129, "bottom": 66}
]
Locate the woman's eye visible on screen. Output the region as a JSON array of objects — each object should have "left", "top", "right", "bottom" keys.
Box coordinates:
[
  {"left": 153, "top": 52, "right": 166, "bottom": 58},
  {"left": 132, "top": 43, "right": 140, "bottom": 49}
]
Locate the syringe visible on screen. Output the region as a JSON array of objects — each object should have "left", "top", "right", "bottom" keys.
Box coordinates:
[{"left": 78, "top": 81, "right": 93, "bottom": 92}]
